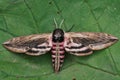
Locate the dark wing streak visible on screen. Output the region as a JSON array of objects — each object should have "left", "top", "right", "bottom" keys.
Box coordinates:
[
  {"left": 26, "top": 46, "right": 51, "bottom": 56},
  {"left": 65, "top": 45, "right": 93, "bottom": 56},
  {"left": 64, "top": 32, "right": 118, "bottom": 56},
  {"left": 65, "top": 47, "right": 93, "bottom": 56},
  {"left": 3, "top": 33, "right": 52, "bottom": 55}
]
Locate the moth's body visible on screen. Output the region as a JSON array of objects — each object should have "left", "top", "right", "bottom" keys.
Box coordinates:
[
  {"left": 51, "top": 29, "right": 65, "bottom": 72},
  {"left": 3, "top": 20, "right": 118, "bottom": 73}
]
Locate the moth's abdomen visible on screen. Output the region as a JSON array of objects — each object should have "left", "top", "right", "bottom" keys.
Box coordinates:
[{"left": 51, "top": 42, "right": 65, "bottom": 73}]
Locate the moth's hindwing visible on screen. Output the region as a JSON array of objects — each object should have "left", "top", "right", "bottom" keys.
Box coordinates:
[
  {"left": 64, "top": 32, "right": 118, "bottom": 56},
  {"left": 3, "top": 34, "right": 52, "bottom": 56}
]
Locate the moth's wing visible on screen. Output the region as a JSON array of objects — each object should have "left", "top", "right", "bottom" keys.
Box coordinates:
[
  {"left": 3, "top": 34, "right": 52, "bottom": 56},
  {"left": 64, "top": 32, "right": 118, "bottom": 56}
]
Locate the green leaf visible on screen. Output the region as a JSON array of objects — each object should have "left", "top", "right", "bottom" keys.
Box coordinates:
[{"left": 0, "top": 0, "right": 120, "bottom": 80}]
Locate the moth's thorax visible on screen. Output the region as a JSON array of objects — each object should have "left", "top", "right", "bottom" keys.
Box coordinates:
[{"left": 52, "top": 28, "right": 64, "bottom": 42}]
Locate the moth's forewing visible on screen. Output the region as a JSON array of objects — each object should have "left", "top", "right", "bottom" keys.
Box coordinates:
[
  {"left": 3, "top": 34, "right": 52, "bottom": 56},
  {"left": 64, "top": 32, "right": 118, "bottom": 56}
]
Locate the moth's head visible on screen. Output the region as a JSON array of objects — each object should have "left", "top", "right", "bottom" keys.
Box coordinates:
[
  {"left": 52, "top": 18, "right": 64, "bottom": 42},
  {"left": 52, "top": 28, "right": 64, "bottom": 42}
]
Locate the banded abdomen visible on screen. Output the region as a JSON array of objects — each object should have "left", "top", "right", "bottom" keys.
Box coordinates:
[{"left": 51, "top": 42, "right": 65, "bottom": 73}]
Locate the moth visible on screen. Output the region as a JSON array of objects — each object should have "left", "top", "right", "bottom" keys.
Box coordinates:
[{"left": 3, "top": 19, "right": 118, "bottom": 73}]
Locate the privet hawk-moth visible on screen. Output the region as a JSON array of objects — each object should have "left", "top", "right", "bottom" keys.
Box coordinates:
[{"left": 3, "top": 19, "right": 118, "bottom": 73}]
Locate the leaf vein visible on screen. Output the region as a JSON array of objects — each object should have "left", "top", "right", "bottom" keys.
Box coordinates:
[
  {"left": 76, "top": 61, "right": 120, "bottom": 76},
  {"left": 84, "top": 0, "right": 103, "bottom": 32},
  {"left": 23, "top": 0, "right": 39, "bottom": 33}
]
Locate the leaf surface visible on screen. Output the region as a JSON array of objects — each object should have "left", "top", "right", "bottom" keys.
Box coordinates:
[{"left": 0, "top": 0, "right": 120, "bottom": 80}]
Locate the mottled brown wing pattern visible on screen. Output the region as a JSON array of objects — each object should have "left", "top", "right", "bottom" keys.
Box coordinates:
[
  {"left": 3, "top": 34, "right": 52, "bottom": 56},
  {"left": 64, "top": 32, "right": 118, "bottom": 56}
]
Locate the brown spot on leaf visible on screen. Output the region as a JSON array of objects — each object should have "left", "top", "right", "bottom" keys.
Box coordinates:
[
  {"left": 72, "top": 78, "right": 76, "bottom": 80},
  {"left": 49, "top": 1, "right": 52, "bottom": 4},
  {"left": 57, "top": 10, "right": 62, "bottom": 14}
]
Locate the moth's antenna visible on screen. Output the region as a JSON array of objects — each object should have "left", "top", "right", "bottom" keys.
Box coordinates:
[
  {"left": 54, "top": 18, "right": 58, "bottom": 28},
  {"left": 59, "top": 19, "right": 64, "bottom": 29}
]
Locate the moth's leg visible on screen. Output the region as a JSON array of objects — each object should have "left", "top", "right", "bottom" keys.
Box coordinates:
[{"left": 66, "top": 24, "right": 75, "bottom": 32}]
